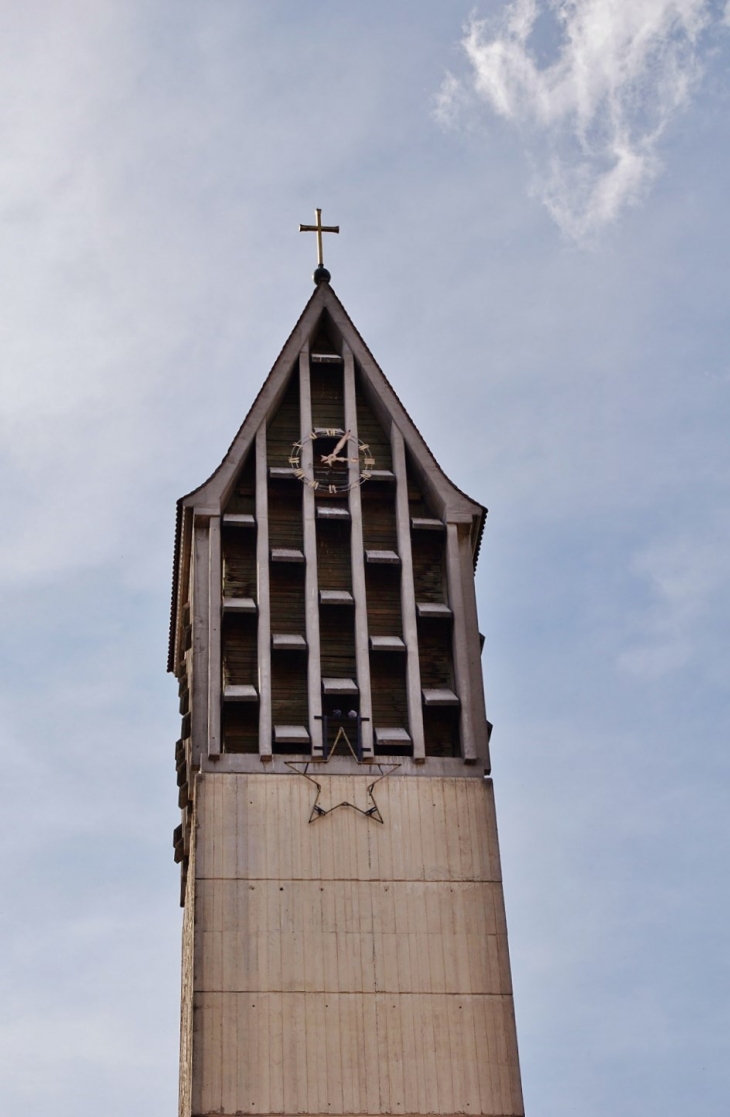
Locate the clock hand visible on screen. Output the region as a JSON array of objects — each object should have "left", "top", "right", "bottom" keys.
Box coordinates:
[
  {"left": 332, "top": 430, "right": 350, "bottom": 456},
  {"left": 321, "top": 430, "right": 351, "bottom": 466}
]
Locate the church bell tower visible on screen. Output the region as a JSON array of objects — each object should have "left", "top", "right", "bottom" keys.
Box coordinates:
[{"left": 169, "top": 216, "right": 524, "bottom": 1117}]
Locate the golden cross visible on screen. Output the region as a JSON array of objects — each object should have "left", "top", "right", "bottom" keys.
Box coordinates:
[{"left": 299, "top": 208, "right": 339, "bottom": 267}]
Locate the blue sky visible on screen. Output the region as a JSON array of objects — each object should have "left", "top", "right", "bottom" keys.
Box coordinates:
[{"left": 0, "top": 2, "right": 729, "bottom": 1114}]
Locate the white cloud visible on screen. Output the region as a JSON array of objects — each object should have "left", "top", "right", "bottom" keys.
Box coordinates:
[
  {"left": 618, "top": 520, "right": 730, "bottom": 679},
  {"left": 439, "top": 0, "right": 720, "bottom": 239}
]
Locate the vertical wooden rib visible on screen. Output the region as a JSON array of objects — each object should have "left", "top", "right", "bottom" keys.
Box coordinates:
[
  {"left": 344, "top": 345, "right": 373, "bottom": 757},
  {"left": 446, "top": 521, "right": 477, "bottom": 761},
  {"left": 255, "top": 425, "right": 272, "bottom": 757},
  {"left": 207, "top": 515, "right": 222, "bottom": 756},
  {"left": 192, "top": 518, "right": 210, "bottom": 760},
  {"left": 391, "top": 423, "right": 425, "bottom": 760},
  {"left": 299, "top": 348, "right": 323, "bottom": 755}
]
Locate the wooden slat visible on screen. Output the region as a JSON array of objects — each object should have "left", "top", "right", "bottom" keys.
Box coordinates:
[
  {"left": 266, "top": 372, "right": 300, "bottom": 467},
  {"left": 310, "top": 315, "right": 341, "bottom": 357},
  {"left": 356, "top": 373, "right": 392, "bottom": 471},
  {"left": 417, "top": 624, "right": 453, "bottom": 690},
  {"left": 310, "top": 361, "right": 344, "bottom": 431},
  {"left": 423, "top": 707, "right": 460, "bottom": 758},
  {"left": 271, "top": 654, "right": 309, "bottom": 751},
  {"left": 361, "top": 488, "right": 398, "bottom": 552},
  {"left": 417, "top": 614, "right": 460, "bottom": 757},
  {"left": 316, "top": 519, "right": 352, "bottom": 591},
  {"left": 269, "top": 566, "right": 305, "bottom": 634},
  {"left": 319, "top": 609, "right": 356, "bottom": 682},
  {"left": 365, "top": 565, "right": 401, "bottom": 637},
  {"left": 223, "top": 613, "right": 257, "bottom": 686},
  {"left": 224, "top": 450, "right": 256, "bottom": 516},
  {"left": 411, "top": 531, "right": 446, "bottom": 603},
  {"left": 222, "top": 526, "right": 257, "bottom": 599},
  {"left": 369, "top": 653, "right": 409, "bottom": 752},
  {"left": 268, "top": 488, "right": 304, "bottom": 550},
  {"left": 222, "top": 701, "right": 258, "bottom": 753}
]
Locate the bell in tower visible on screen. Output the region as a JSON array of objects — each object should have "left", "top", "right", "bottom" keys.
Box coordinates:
[{"left": 169, "top": 215, "right": 524, "bottom": 1117}]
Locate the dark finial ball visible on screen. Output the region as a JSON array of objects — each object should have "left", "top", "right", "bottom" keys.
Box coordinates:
[{"left": 313, "top": 264, "right": 331, "bottom": 285}]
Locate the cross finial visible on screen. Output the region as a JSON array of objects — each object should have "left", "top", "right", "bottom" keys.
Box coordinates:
[{"left": 299, "top": 207, "right": 339, "bottom": 284}]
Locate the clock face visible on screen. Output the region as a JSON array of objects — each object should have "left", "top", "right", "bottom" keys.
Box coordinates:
[{"left": 289, "top": 429, "right": 375, "bottom": 494}]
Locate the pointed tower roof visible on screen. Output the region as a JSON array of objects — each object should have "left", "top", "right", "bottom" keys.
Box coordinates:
[{"left": 168, "top": 282, "right": 486, "bottom": 671}]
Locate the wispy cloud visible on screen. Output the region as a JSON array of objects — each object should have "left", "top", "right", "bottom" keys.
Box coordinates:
[
  {"left": 437, "top": 1, "right": 722, "bottom": 240},
  {"left": 618, "top": 517, "right": 730, "bottom": 680}
]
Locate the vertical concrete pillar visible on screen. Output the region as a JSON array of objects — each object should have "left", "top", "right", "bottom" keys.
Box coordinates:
[
  {"left": 391, "top": 423, "right": 425, "bottom": 761},
  {"left": 255, "top": 424, "right": 272, "bottom": 758},
  {"left": 207, "top": 515, "right": 221, "bottom": 757},
  {"left": 344, "top": 345, "right": 374, "bottom": 758},
  {"left": 299, "top": 348, "right": 324, "bottom": 756},
  {"left": 446, "top": 519, "right": 477, "bottom": 761}
]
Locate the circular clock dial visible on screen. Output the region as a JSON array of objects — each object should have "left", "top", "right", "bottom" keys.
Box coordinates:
[{"left": 289, "top": 429, "right": 375, "bottom": 493}]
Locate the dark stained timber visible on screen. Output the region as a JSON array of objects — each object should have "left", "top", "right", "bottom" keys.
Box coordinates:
[
  {"left": 271, "top": 651, "right": 309, "bottom": 752},
  {"left": 310, "top": 362, "right": 344, "bottom": 432},
  {"left": 417, "top": 620, "right": 454, "bottom": 691},
  {"left": 320, "top": 608, "right": 356, "bottom": 682},
  {"left": 270, "top": 565, "right": 306, "bottom": 635},
  {"left": 361, "top": 487, "right": 398, "bottom": 552},
  {"left": 423, "top": 706, "right": 460, "bottom": 757},
  {"left": 222, "top": 528, "right": 257, "bottom": 600},
  {"left": 222, "top": 613, "right": 257, "bottom": 687},
  {"left": 223, "top": 703, "right": 258, "bottom": 754},
  {"left": 365, "top": 565, "right": 402, "bottom": 638},
  {"left": 316, "top": 518, "right": 352, "bottom": 592},
  {"left": 412, "top": 531, "right": 446, "bottom": 603},
  {"left": 405, "top": 460, "right": 460, "bottom": 756},
  {"left": 309, "top": 313, "right": 341, "bottom": 357},
  {"left": 405, "top": 453, "right": 432, "bottom": 519},
  {"left": 225, "top": 451, "right": 256, "bottom": 516},
  {"left": 266, "top": 372, "right": 300, "bottom": 467},
  {"left": 268, "top": 486, "right": 304, "bottom": 550},
  {"left": 370, "top": 651, "right": 410, "bottom": 754},
  {"left": 355, "top": 371, "right": 392, "bottom": 471}
]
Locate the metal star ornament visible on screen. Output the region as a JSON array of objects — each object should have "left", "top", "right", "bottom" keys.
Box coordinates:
[{"left": 286, "top": 727, "right": 400, "bottom": 824}]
